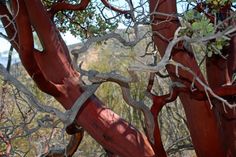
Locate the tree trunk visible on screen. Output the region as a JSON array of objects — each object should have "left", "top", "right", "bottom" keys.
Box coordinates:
[
  {"left": 150, "top": 0, "right": 227, "bottom": 156},
  {"left": 1, "top": 0, "right": 155, "bottom": 156},
  {"left": 206, "top": 47, "right": 236, "bottom": 156}
]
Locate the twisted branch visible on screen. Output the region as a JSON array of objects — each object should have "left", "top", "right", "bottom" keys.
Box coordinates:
[{"left": 77, "top": 64, "right": 155, "bottom": 143}]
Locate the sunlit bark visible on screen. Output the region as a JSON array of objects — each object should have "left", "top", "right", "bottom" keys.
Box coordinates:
[
  {"left": 1, "top": 0, "right": 236, "bottom": 156},
  {"left": 0, "top": 0, "right": 155, "bottom": 156}
]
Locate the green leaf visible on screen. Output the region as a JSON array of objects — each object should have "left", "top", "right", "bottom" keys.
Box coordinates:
[{"left": 207, "top": 51, "right": 213, "bottom": 57}]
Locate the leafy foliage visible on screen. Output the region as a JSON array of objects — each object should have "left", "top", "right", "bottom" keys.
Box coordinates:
[
  {"left": 43, "top": 0, "right": 119, "bottom": 39},
  {"left": 188, "top": 0, "right": 234, "bottom": 7},
  {"left": 181, "top": 3, "right": 230, "bottom": 57},
  {"left": 206, "top": 0, "right": 231, "bottom": 8}
]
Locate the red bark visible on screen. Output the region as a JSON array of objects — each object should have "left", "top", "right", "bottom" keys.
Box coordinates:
[
  {"left": 101, "top": 0, "right": 129, "bottom": 14},
  {"left": 150, "top": 96, "right": 167, "bottom": 157},
  {"left": 49, "top": 0, "right": 90, "bottom": 18},
  {"left": 228, "top": 36, "right": 236, "bottom": 79},
  {"left": 2, "top": 0, "right": 236, "bottom": 156},
  {"left": 206, "top": 42, "right": 236, "bottom": 156},
  {"left": 2, "top": 0, "right": 155, "bottom": 156},
  {"left": 150, "top": 0, "right": 227, "bottom": 156}
]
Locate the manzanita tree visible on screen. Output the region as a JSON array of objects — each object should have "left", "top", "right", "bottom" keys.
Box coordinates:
[{"left": 0, "top": 0, "right": 236, "bottom": 157}]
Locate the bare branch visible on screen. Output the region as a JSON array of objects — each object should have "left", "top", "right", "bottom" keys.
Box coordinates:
[
  {"left": 0, "top": 64, "right": 101, "bottom": 129},
  {"left": 64, "top": 83, "right": 100, "bottom": 126},
  {"left": 71, "top": 31, "right": 147, "bottom": 54},
  {"left": 128, "top": 23, "right": 236, "bottom": 111},
  {"left": 0, "top": 64, "right": 66, "bottom": 121},
  {"left": 171, "top": 61, "right": 236, "bottom": 109},
  {"left": 71, "top": 30, "right": 150, "bottom": 69},
  {"left": 77, "top": 65, "right": 155, "bottom": 143}
]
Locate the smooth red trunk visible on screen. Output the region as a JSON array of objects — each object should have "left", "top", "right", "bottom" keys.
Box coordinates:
[
  {"left": 150, "top": 0, "right": 226, "bottom": 156},
  {"left": 206, "top": 46, "right": 236, "bottom": 156},
  {"left": 1, "top": 0, "right": 155, "bottom": 156}
]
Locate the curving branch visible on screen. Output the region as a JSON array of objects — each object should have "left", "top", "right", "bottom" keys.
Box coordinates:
[
  {"left": 129, "top": 25, "right": 236, "bottom": 109},
  {"left": 49, "top": 0, "right": 90, "bottom": 18},
  {"left": 63, "top": 83, "right": 100, "bottom": 126},
  {"left": 130, "top": 25, "right": 236, "bottom": 73},
  {"left": 189, "top": 85, "right": 236, "bottom": 101},
  {"left": 71, "top": 32, "right": 144, "bottom": 54},
  {"left": 171, "top": 61, "right": 236, "bottom": 109},
  {"left": 11, "top": 0, "right": 62, "bottom": 97},
  {"left": 71, "top": 31, "right": 149, "bottom": 69},
  {"left": 149, "top": 84, "right": 182, "bottom": 157},
  {"left": 0, "top": 64, "right": 66, "bottom": 119},
  {"left": 101, "top": 0, "right": 129, "bottom": 14},
  {"left": 0, "top": 63, "right": 98, "bottom": 129},
  {"left": 150, "top": 95, "right": 167, "bottom": 157},
  {"left": 77, "top": 64, "right": 155, "bottom": 143}
]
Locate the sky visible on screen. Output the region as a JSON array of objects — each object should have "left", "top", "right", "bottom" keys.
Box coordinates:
[{"left": 0, "top": 36, "right": 10, "bottom": 52}]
